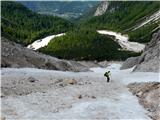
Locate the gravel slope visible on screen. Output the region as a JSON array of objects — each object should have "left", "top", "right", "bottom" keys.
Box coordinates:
[{"left": 1, "top": 63, "right": 157, "bottom": 120}]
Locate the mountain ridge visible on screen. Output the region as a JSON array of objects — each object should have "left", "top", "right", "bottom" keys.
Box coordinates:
[
  {"left": 82, "top": 1, "right": 160, "bottom": 43},
  {"left": 18, "top": 1, "right": 100, "bottom": 21}
]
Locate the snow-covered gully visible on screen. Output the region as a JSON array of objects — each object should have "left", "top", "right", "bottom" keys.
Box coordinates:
[
  {"left": 2, "top": 63, "right": 159, "bottom": 119},
  {"left": 97, "top": 30, "right": 145, "bottom": 52},
  {"left": 27, "top": 33, "right": 65, "bottom": 50}
]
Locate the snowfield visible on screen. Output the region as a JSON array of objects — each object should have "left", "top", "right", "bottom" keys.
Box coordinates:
[
  {"left": 97, "top": 30, "right": 145, "bottom": 52},
  {"left": 1, "top": 63, "right": 159, "bottom": 120},
  {"left": 27, "top": 33, "right": 65, "bottom": 50}
]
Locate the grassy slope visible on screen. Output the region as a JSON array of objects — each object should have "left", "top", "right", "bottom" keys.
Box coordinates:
[{"left": 1, "top": 1, "right": 73, "bottom": 45}]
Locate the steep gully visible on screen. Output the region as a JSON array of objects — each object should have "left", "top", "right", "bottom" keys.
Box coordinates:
[{"left": 2, "top": 63, "right": 159, "bottom": 119}]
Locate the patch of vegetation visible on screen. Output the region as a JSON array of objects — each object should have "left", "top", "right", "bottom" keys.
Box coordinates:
[
  {"left": 39, "top": 28, "right": 141, "bottom": 61},
  {"left": 1, "top": 1, "right": 73, "bottom": 45}
]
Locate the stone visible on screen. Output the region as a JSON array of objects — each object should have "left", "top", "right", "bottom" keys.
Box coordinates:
[
  {"left": 28, "top": 77, "right": 37, "bottom": 83},
  {"left": 66, "top": 79, "right": 77, "bottom": 85},
  {"left": 121, "top": 57, "right": 138, "bottom": 70},
  {"left": 91, "top": 96, "right": 96, "bottom": 99},
  {"left": 77, "top": 94, "right": 82, "bottom": 99}
]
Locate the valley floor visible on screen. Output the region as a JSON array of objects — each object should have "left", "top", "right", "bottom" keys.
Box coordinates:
[{"left": 1, "top": 63, "right": 159, "bottom": 120}]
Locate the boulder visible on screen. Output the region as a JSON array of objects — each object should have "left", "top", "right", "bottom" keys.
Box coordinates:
[
  {"left": 120, "top": 57, "right": 138, "bottom": 70},
  {"left": 66, "top": 79, "right": 77, "bottom": 85}
]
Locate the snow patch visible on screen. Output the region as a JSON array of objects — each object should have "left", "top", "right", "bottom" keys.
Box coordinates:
[
  {"left": 97, "top": 30, "right": 145, "bottom": 52},
  {"left": 27, "top": 33, "right": 65, "bottom": 50}
]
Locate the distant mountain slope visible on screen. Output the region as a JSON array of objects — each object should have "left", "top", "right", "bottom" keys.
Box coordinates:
[
  {"left": 18, "top": 1, "right": 100, "bottom": 21},
  {"left": 94, "top": 1, "right": 109, "bottom": 16},
  {"left": 83, "top": 1, "right": 160, "bottom": 43},
  {"left": 1, "top": 1, "right": 73, "bottom": 45},
  {"left": 38, "top": 1, "right": 160, "bottom": 61}
]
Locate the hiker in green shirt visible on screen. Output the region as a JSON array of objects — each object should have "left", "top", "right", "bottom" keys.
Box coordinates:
[{"left": 104, "top": 71, "right": 111, "bottom": 82}]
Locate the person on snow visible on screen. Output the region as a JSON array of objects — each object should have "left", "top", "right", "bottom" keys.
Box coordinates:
[{"left": 104, "top": 71, "right": 111, "bottom": 82}]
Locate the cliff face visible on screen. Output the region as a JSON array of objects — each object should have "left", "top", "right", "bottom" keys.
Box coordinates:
[
  {"left": 121, "top": 30, "right": 160, "bottom": 72},
  {"left": 133, "top": 30, "right": 160, "bottom": 72},
  {"left": 1, "top": 37, "right": 88, "bottom": 72},
  {"left": 94, "top": 1, "right": 109, "bottom": 16}
]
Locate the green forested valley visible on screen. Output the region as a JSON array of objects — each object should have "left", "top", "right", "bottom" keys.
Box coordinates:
[
  {"left": 39, "top": 1, "right": 159, "bottom": 60},
  {"left": 1, "top": 1, "right": 159, "bottom": 61}
]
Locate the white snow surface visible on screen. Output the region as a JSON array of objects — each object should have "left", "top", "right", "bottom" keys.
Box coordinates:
[
  {"left": 2, "top": 63, "right": 159, "bottom": 119},
  {"left": 27, "top": 33, "right": 65, "bottom": 50},
  {"left": 133, "top": 10, "right": 160, "bottom": 30},
  {"left": 97, "top": 30, "right": 145, "bottom": 52}
]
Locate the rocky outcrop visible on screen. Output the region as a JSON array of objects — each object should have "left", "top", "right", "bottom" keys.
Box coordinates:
[
  {"left": 128, "top": 82, "right": 160, "bottom": 120},
  {"left": 121, "top": 30, "right": 160, "bottom": 72},
  {"left": 120, "top": 57, "right": 138, "bottom": 70},
  {"left": 94, "top": 1, "right": 109, "bottom": 16},
  {"left": 133, "top": 30, "right": 160, "bottom": 72},
  {"left": 1, "top": 37, "right": 89, "bottom": 72}
]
